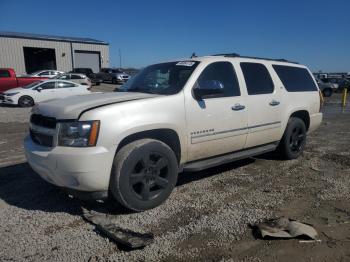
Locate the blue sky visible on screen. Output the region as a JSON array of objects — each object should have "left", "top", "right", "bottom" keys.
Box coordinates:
[{"left": 0, "top": 0, "right": 349, "bottom": 72}]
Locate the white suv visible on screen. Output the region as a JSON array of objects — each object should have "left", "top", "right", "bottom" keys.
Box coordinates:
[{"left": 24, "top": 54, "right": 323, "bottom": 211}]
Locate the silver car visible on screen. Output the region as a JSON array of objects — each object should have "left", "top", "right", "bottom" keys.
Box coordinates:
[{"left": 55, "top": 73, "right": 92, "bottom": 87}]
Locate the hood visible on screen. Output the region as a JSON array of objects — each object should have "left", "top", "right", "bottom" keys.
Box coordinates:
[
  {"left": 4, "top": 87, "right": 24, "bottom": 94},
  {"left": 32, "top": 92, "right": 159, "bottom": 120}
]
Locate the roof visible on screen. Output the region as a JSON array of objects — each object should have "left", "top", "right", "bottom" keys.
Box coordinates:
[
  {"left": 0, "top": 31, "right": 108, "bottom": 45},
  {"left": 189, "top": 54, "right": 301, "bottom": 66},
  {"left": 211, "top": 53, "right": 298, "bottom": 64}
]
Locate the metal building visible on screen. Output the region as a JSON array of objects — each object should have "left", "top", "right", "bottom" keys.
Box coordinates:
[{"left": 0, "top": 31, "right": 109, "bottom": 74}]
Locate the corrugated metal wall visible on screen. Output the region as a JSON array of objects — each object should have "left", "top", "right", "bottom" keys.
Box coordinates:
[{"left": 0, "top": 37, "right": 109, "bottom": 74}]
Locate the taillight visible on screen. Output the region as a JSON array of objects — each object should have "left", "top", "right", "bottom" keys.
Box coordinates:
[{"left": 319, "top": 90, "right": 324, "bottom": 112}]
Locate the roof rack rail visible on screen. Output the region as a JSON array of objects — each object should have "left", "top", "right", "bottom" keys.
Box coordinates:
[{"left": 212, "top": 53, "right": 299, "bottom": 64}]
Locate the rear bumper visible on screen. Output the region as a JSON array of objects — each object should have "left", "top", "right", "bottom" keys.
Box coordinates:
[{"left": 308, "top": 112, "right": 323, "bottom": 133}]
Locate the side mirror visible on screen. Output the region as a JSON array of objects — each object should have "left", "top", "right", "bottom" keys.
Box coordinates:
[
  {"left": 36, "top": 87, "right": 42, "bottom": 92},
  {"left": 193, "top": 80, "right": 224, "bottom": 100}
]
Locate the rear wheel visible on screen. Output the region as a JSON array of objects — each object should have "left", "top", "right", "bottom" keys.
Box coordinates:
[
  {"left": 278, "top": 117, "right": 307, "bottom": 159},
  {"left": 110, "top": 139, "right": 178, "bottom": 211},
  {"left": 18, "top": 96, "right": 34, "bottom": 107}
]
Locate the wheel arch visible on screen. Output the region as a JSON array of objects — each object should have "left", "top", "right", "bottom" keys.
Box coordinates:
[
  {"left": 18, "top": 95, "right": 34, "bottom": 106},
  {"left": 116, "top": 128, "right": 182, "bottom": 164},
  {"left": 289, "top": 110, "right": 310, "bottom": 130}
]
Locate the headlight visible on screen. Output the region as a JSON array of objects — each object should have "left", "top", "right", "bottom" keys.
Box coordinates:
[
  {"left": 5, "top": 92, "right": 19, "bottom": 96},
  {"left": 58, "top": 120, "right": 100, "bottom": 147}
]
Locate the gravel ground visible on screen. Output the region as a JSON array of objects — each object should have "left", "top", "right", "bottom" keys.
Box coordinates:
[{"left": 0, "top": 93, "right": 349, "bottom": 261}]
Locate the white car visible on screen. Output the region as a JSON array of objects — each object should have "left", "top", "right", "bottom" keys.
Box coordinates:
[
  {"left": 1, "top": 80, "right": 91, "bottom": 107},
  {"left": 24, "top": 54, "right": 323, "bottom": 211},
  {"left": 28, "top": 70, "right": 65, "bottom": 78}
]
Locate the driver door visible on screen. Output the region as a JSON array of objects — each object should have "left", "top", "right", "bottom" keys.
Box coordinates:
[{"left": 185, "top": 61, "right": 248, "bottom": 161}]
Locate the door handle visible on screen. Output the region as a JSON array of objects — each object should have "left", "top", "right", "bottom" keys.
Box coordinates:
[
  {"left": 269, "top": 100, "right": 280, "bottom": 106},
  {"left": 231, "top": 104, "right": 245, "bottom": 111}
]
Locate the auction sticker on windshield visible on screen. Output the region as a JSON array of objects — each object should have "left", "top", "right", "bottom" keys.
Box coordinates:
[{"left": 176, "top": 61, "right": 196, "bottom": 67}]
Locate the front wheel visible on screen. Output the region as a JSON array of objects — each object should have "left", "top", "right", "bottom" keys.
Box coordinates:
[
  {"left": 110, "top": 139, "right": 178, "bottom": 212},
  {"left": 18, "top": 96, "right": 34, "bottom": 107},
  {"left": 278, "top": 117, "right": 307, "bottom": 160},
  {"left": 322, "top": 88, "right": 332, "bottom": 97}
]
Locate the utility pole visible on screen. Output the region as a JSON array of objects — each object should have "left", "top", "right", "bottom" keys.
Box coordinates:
[{"left": 119, "top": 49, "right": 122, "bottom": 69}]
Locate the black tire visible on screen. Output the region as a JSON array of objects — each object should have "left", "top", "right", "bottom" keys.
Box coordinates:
[
  {"left": 322, "top": 88, "right": 332, "bottom": 97},
  {"left": 95, "top": 82, "right": 100, "bottom": 86},
  {"left": 112, "top": 78, "right": 117, "bottom": 84},
  {"left": 278, "top": 117, "right": 307, "bottom": 160},
  {"left": 110, "top": 139, "right": 178, "bottom": 211},
  {"left": 18, "top": 96, "right": 34, "bottom": 107}
]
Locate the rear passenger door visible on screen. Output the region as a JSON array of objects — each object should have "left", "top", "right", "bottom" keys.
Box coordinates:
[
  {"left": 185, "top": 61, "right": 248, "bottom": 161},
  {"left": 240, "top": 62, "right": 282, "bottom": 148}
]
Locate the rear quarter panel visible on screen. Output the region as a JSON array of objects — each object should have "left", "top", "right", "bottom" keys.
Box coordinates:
[{"left": 269, "top": 63, "right": 321, "bottom": 137}]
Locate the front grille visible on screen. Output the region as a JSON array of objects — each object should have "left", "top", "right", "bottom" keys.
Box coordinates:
[
  {"left": 30, "top": 130, "right": 53, "bottom": 147},
  {"left": 0, "top": 94, "right": 4, "bottom": 101},
  {"left": 30, "top": 114, "right": 56, "bottom": 129}
]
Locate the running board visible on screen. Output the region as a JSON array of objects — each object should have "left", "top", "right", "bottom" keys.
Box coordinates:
[{"left": 182, "top": 143, "right": 278, "bottom": 172}]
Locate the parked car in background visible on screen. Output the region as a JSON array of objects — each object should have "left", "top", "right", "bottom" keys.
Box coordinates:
[
  {"left": 0, "top": 79, "right": 91, "bottom": 107},
  {"left": 24, "top": 55, "right": 322, "bottom": 211},
  {"left": 0, "top": 68, "right": 48, "bottom": 92},
  {"left": 97, "top": 68, "right": 130, "bottom": 84},
  {"left": 327, "top": 78, "right": 350, "bottom": 92},
  {"left": 54, "top": 73, "right": 91, "bottom": 88},
  {"left": 28, "top": 70, "right": 65, "bottom": 78},
  {"left": 316, "top": 78, "right": 338, "bottom": 97},
  {"left": 70, "top": 68, "right": 102, "bottom": 86}
]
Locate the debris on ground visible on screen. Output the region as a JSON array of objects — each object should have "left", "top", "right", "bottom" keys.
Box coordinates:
[
  {"left": 253, "top": 217, "right": 318, "bottom": 240},
  {"left": 96, "top": 223, "right": 154, "bottom": 249},
  {"left": 83, "top": 209, "right": 154, "bottom": 250}
]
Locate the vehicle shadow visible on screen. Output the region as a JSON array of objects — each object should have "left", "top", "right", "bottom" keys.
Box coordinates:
[
  {"left": 177, "top": 158, "right": 254, "bottom": 186},
  {"left": 0, "top": 158, "right": 255, "bottom": 216},
  {"left": 0, "top": 104, "right": 18, "bottom": 108}
]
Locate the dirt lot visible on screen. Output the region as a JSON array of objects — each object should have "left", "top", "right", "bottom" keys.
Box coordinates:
[{"left": 0, "top": 90, "right": 349, "bottom": 261}]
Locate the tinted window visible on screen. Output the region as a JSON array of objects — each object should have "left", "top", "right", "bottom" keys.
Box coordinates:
[
  {"left": 273, "top": 65, "right": 317, "bottom": 92},
  {"left": 39, "top": 82, "right": 56, "bottom": 89},
  {"left": 57, "top": 82, "right": 76, "bottom": 88},
  {"left": 241, "top": 63, "right": 274, "bottom": 95},
  {"left": 71, "top": 75, "right": 82, "bottom": 79},
  {"left": 0, "top": 70, "right": 10, "bottom": 78},
  {"left": 197, "top": 62, "right": 240, "bottom": 97}
]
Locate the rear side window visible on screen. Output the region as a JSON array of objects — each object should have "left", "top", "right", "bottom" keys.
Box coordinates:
[
  {"left": 0, "top": 70, "right": 10, "bottom": 78},
  {"left": 57, "top": 82, "right": 76, "bottom": 88},
  {"left": 273, "top": 65, "right": 318, "bottom": 92},
  {"left": 198, "top": 62, "right": 240, "bottom": 97},
  {"left": 240, "top": 63, "right": 274, "bottom": 95}
]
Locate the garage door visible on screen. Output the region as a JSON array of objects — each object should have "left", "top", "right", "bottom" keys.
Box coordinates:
[{"left": 74, "top": 51, "right": 100, "bottom": 73}]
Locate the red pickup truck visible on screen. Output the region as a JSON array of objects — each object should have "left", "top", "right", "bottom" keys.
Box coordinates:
[{"left": 0, "top": 68, "right": 48, "bottom": 92}]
